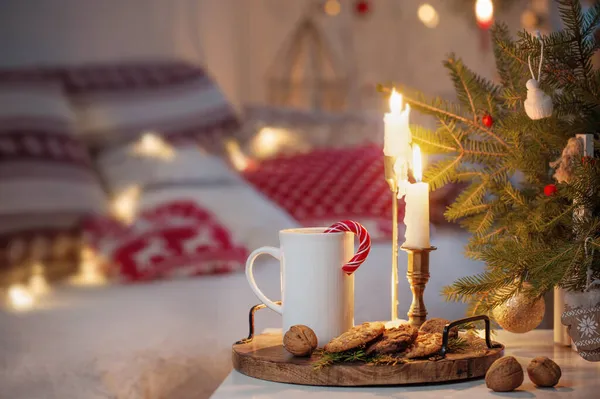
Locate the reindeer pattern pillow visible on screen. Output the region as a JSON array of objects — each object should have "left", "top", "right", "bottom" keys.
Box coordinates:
[{"left": 84, "top": 201, "right": 248, "bottom": 282}]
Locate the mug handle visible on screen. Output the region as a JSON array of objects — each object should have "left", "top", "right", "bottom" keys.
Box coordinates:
[{"left": 245, "top": 246, "right": 283, "bottom": 314}]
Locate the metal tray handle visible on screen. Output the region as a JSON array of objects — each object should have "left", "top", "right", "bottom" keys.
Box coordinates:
[
  {"left": 235, "top": 301, "right": 282, "bottom": 345},
  {"left": 439, "top": 314, "right": 502, "bottom": 357}
]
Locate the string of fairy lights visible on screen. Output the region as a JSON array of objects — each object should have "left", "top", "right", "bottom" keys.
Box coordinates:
[
  {"left": 4, "top": 0, "right": 547, "bottom": 312},
  {"left": 319, "top": 0, "right": 495, "bottom": 30}
]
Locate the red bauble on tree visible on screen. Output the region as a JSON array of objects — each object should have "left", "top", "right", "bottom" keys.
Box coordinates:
[
  {"left": 482, "top": 114, "right": 493, "bottom": 127},
  {"left": 544, "top": 184, "right": 557, "bottom": 197},
  {"left": 582, "top": 156, "right": 596, "bottom": 166},
  {"left": 355, "top": 0, "right": 370, "bottom": 16}
]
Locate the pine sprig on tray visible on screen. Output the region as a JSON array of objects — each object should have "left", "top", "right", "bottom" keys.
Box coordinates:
[
  {"left": 312, "top": 348, "right": 369, "bottom": 370},
  {"left": 312, "top": 335, "right": 473, "bottom": 369},
  {"left": 448, "top": 337, "right": 469, "bottom": 352}
]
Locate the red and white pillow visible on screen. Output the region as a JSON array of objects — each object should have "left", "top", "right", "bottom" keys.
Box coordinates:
[
  {"left": 242, "top": 145, "right": 464, "bottom": 241},
  {"left": 84, "top": 201, "right": 248, "bottom": 282},
  {"left": 62, "top": 61, "right": 240, "bottom": 152},
  {"left": 0, "top": 73, "right": 106, "bottom": 270}
]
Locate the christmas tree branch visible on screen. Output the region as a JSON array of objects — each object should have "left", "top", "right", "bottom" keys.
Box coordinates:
[
  {"left": 404, "top": 94, "right": 509, "bottom": 149},
  {"left": 475, "top": 208, "right": 494, "bottom": 235},
  {"left": 479, "top": 227, "right": 508, "bottom": 242},
  {"left": 411, "top": 136, "right": 457, "bottom": 152},
  {"left": 377, "top": 86, "right": 509, "bottom": 149},
  {"left": 439, "top": 119, "right": 464, "bottom": 148},
  {"left": 538, "top": 203, "right": 577, "bottom": 231},
  {"left": 445, "top": 56, "right": 477, "bottom": 121}
]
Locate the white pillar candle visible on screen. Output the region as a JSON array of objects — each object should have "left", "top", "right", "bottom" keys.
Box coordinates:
[
  {"left": 403, "top": 145, "right": 430, "bottom": 249},
  {"left": 384, "top": 89, "right": 411, "bottom": 158}
]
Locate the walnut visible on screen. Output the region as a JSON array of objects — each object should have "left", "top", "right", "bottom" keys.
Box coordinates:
[
  {"left": 485, "top": 356, "right": 524, "bottom": 392},
  {"left": 283, "top": 325, "right": 318, "bottom": 357},
  {"left": 527, "top": 357, "right": 561, "bottom": 387}
]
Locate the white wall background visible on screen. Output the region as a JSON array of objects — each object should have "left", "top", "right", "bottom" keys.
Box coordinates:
[{"left": 0, "top": 0, "right": 528, "bottom": 112}]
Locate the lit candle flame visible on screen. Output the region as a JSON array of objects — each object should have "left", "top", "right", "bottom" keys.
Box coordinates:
[
  {"left": 389, "top": 89, "right": 403, "bottom": 114},
  {"left": 475, "top": 0, "right": 494, "bottom": 28},
  {"left": 412, "top": 144, "right": 422, "bottom": 182}
]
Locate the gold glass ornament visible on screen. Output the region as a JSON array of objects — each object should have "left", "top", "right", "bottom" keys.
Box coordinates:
[{"left": 492, "top": 293, "right": 545, "bottom": 333}]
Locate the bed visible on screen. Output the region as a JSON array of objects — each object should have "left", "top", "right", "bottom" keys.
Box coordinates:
[
  {"left": 0, "top": 61, "right": 482, "bottom": 399},
  {"left": 0, "top": 230, "right": 482, "bottom": 399}
]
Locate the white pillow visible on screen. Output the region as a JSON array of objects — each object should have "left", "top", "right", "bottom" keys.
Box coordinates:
[
  {"left": 97, "top": 144, "right": 298, "bottom": 249},
  {"left": 96, "top": 145, "right": 237, "bottom": 195},
  {"left": 139, "top": 149, "right": 297, "bottom": 249}
]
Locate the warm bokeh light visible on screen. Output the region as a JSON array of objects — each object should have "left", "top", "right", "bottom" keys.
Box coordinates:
[
  {"left": 412, "top": 144, "right": 422, "bottom": 182},
  {"left": 28, "top": 263, "right": 50, "bottom": 297},
  {"left": 131, "top": 132, "right": 175, "bottom": 160},
  {"left": 71, "top": 247, "right": 107, "bottom": 286},
  {"left": 111, "top": 185, "right": 140, "bottom": 224},
  {"left": 389, "top": 89, "right": 403, "bottom": 113},
  {"left": 475, "top": 0, "right": 494, "bottom": 29},
  {"left": 418, "top": 4, "right": 439, "bottom": 28},
  {"left": 225, "top": 138, "right": 251, "bottom": 171},
  {"left": 252, "top": 127, "right": 291, "bottom": 159},
  {"left": 7, "top": 284, "right": 35, "bottom": 311},
  {"left": 324, "top": 0, "right": 341, "bottom": 16}
]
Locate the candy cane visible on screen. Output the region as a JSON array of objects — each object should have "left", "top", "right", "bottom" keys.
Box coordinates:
[{"left": 325, "top": 220, "right": 371, "bottom": 275}]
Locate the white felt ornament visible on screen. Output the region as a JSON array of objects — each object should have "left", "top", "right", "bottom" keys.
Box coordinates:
[{"left": 524, "top": 32, "right": 553, "bottom": 120}]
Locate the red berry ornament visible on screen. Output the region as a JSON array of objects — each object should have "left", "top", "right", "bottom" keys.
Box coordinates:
[
  {"left": 482, "top": 114, "right": 493, "bottom": 128},
  {"left": 355, "top": 0, "right": 370, "bottom": 16},
  {"left": 582, "top": 156, "right": 596, "bottom": 166},
  {"left": 544, "top": 184, "right": 557, "bottom": 197}
]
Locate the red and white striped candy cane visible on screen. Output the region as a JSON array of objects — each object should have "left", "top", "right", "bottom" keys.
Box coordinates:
[{"left": 325, "top": 220, "right": 371, "bottom": 275}]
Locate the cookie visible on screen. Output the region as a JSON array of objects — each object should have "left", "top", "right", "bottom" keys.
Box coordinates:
[
  {"left": 365, "top": 324, "right": 418, "bottom": 355},
  {"left": 324, "top": 322, "right": 385, "bottom": 353},
  {"left": 403, "top": 332, "right": 443, "bottom": 359},
  {"left": 419, "top": 318, "right": 458, "bottom": 339}
]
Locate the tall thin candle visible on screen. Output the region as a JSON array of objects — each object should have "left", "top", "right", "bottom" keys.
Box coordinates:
[
  {"left": 383, "top": 89, "right": 411, "bottom": 159},
  {"left": 403, "top": 145, "right": 430, "bottom": 249}
]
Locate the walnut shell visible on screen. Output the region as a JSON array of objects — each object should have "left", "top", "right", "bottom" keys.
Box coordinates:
[
  {"left": 485, "top": 356, "right": 524, "bottom": 392},
  {"left": 283, "top": 325, "right": 318, "bottom": 357},
  {"left": 527, "top": 357, "right": 561, "bottom": 387}
]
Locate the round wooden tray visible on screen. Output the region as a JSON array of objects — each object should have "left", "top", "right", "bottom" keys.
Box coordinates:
[{"left": 232, "top": 333, "right": 505, "bottom": 386}]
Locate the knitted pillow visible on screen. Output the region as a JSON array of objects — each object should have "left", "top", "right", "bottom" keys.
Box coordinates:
[
  {"left": 0, "top": 72, "right": 106, "bottom": 283},
  {"left": 242, "top": 145, "right": 464, "bottom": 241},
  {"left": 84, "top": 201, "right": 248, "bottom": 282},
  {"left": 62, "top": 61, "right": 240, "bottom": 153}
]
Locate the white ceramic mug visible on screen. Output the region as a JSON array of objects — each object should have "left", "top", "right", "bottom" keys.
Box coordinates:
[{"left": 245, "top": 227, "right": 355, "bottom": 344}]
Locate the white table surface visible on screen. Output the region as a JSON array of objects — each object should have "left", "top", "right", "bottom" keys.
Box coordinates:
[{"left": 211, "top": 330, "right": 600, "bottom": 398}]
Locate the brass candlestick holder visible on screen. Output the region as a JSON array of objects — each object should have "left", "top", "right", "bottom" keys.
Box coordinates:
[
  {"left": 401, "top": 246, "right": 437, "bottom": 327},
  {"left": 384, "top": 155, "right": 399, "bottom": 321}
]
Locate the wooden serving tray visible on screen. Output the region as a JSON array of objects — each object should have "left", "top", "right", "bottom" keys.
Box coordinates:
[{"left": 232, "top": 333, "right": 504, "bottom": 386}]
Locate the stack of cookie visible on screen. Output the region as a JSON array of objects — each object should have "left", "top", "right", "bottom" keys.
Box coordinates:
[{"left": 323, "top": 318, "right": 458, "bottom": 359}]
